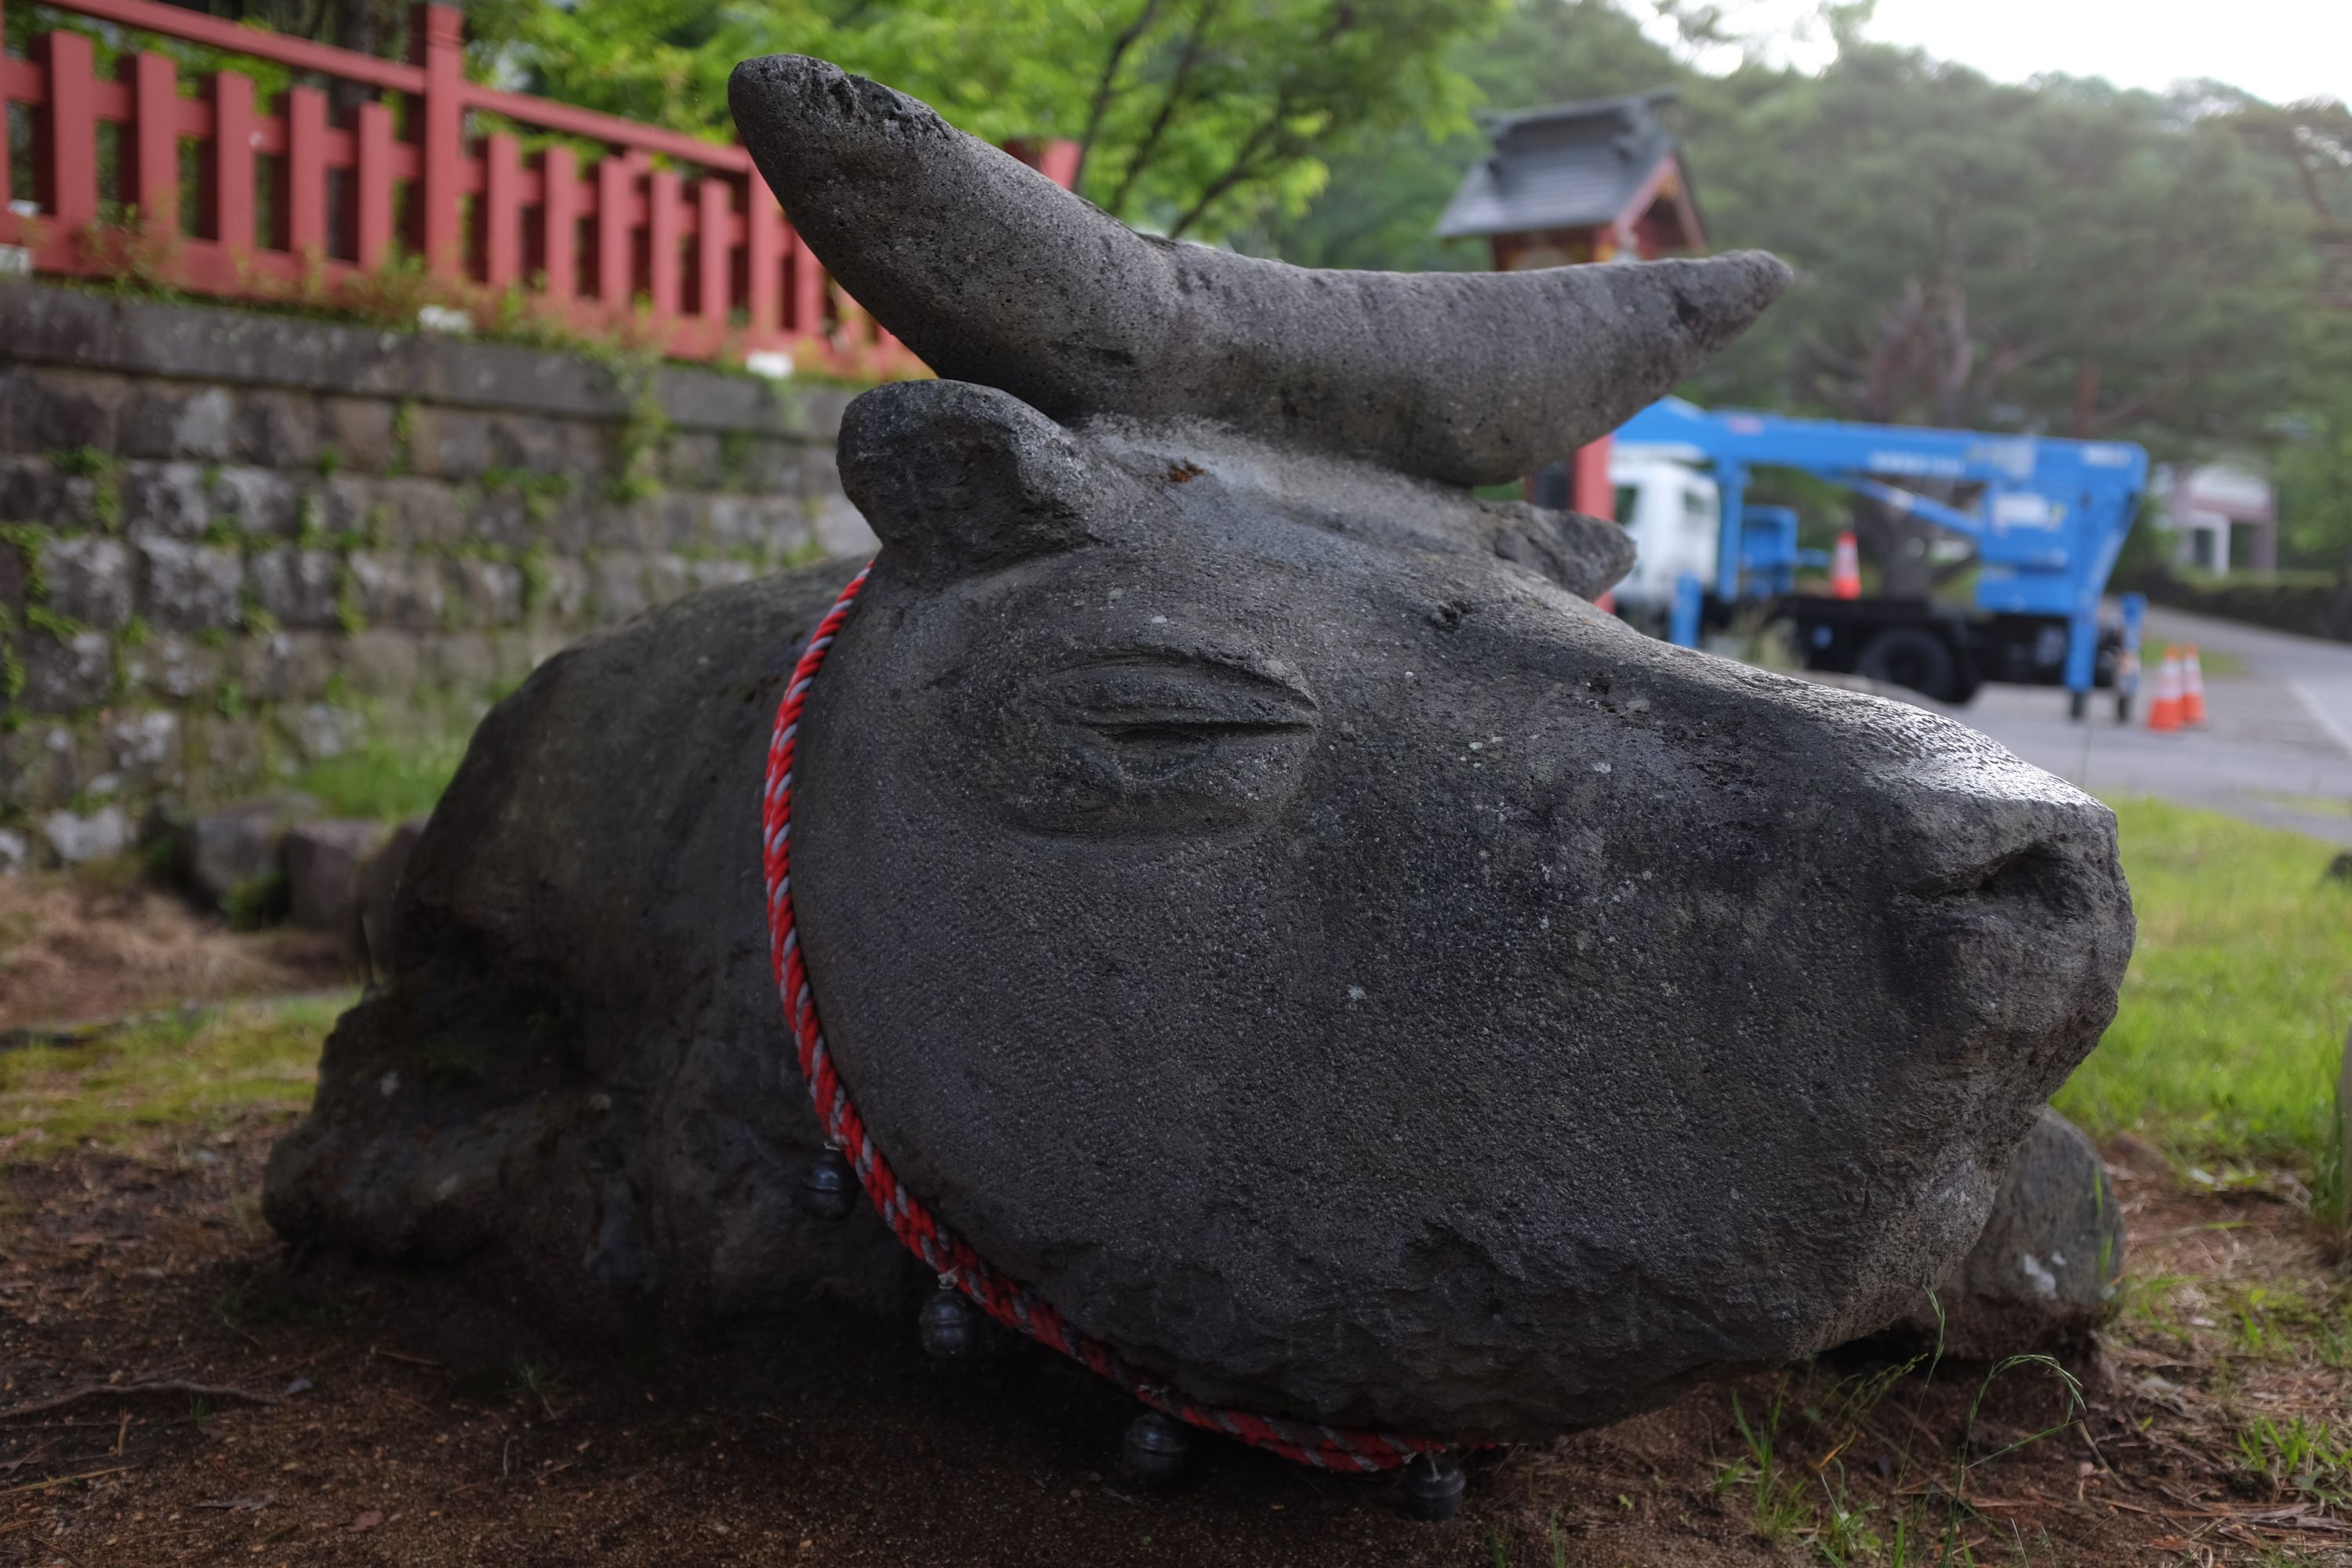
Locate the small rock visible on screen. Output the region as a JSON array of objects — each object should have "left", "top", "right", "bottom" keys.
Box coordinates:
[
  {"left": 182, "top": 792, "right": 321, "bottom": 912},
  {"left": 282, "top": 819, "right": 390, "bottom": 936},
  {"left": 0, "top": 828, "right": 26, "bottom": 874},
  {"left": 1887, "top": 1108, "right": 2123, "bottom": 1359},
  {"left": 40, "top": 805, "right": 130, "bottom": 865}
]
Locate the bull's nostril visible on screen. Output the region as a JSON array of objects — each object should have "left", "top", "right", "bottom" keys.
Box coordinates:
[{"left": 1909, "top": 840, "right": 2082, "bottom": 915}]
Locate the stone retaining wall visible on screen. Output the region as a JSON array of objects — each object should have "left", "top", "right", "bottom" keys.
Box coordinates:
[{"left": 0, "top": 282, "right": 870, "bottom": 869}]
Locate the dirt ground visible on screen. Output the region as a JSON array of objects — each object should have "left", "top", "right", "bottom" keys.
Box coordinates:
[
  {"left": 2, "top": 1103, "right": 2347, "bottom": 1567},
  {"left": 0, "top": 873, "right": 350, "bottom": 1036}
]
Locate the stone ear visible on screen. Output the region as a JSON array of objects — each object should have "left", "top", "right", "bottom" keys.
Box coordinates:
[{"left": 837, "top": 381, "right": 1119, "bottom": 583}]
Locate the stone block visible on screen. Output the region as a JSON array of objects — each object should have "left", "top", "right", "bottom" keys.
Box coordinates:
[
  {"left": 2, "top": 723, "right": 81, "bottom": 810},
  {"left": 181, "top": 790, "right": 320, "bottom": 910},
  {"left": 121, "top": 460, "right": 213, "bottom": 541},
  {"left": 209, "top": 467, "right": 304, "bottom": 540},
  {"left": 121, "top": 632, "right": 226, "bottom": 702},
  {"left": 429, "top": 631, "right": 498, "bottom": 691},
  {"left": 404, "top": 405, "right": 487, "bottom": 479},
  {"left": 586, "top": 498, "right": 659, "bottom": 554},
  {"left": 122, "top": 382, "right": 231, "bottom": 460},
  {"left": 587, "top": 554, "right": 649, "bottom": 624},
  {"left": 8, "top": 368, "right": 127, "bottom": 455},
  {"left": 653, "top": 493, "right": 713, "bottom": 553},
  {"left": 41, "top": 535, "right": 134, "bottom": 630},
  {"left": 0, "top": 531, "right": 24, "bottom": 619},
  {"left": 332, "top": 475, "right": 463, "bottom": 552},
  {"left": 284, "top": 818, "right": 388, "bottom": 935},
  {"left": 660, "top": 430, "right": 724, "bottom": 490},
  {"left": 642, "top": 554, "right": 694, "bottom": 608},
  {"left": 137, "top": 539, "right": 243, "bottom": 630},
  {"left": 728, "top": 435, "right": 801, "bottom": 495},
  {"left": 249, "top": 547, "right": 342, "bottom": 629},
  {"left": 0, "top": 458, "right": 93, "bottom": 532},
  {"left": 336, "top": 630, "right": 423, "bottom": 695},
  {"left": 479, "top": 412, "right": 575, "bottom": 474},
  {"left": 40, "top": 804, "right": 130, "bottom": 865},
  {"left": 705, "top": 495, "right": 782, "bottom": 556},
  {"left": 800, "top": 448, "right": 875, "bottom": 558},
  {"left": 20, "top": 629, "right": 113, "bottom": 713},
  {"left": 230, "top": 389, "right": 320, "bottom": 469},
  {"left": 691, "top": 557, "right": 754, "bottom": 593},
  {"left": 230, "top": 631, "right": 334, "bottom": 704},
  {"left": 465, "top": 489, "right": 538, "bottom": 554},
  {"left": 102, "top": 707, "right": 181, "bottom": 793},
  {"left": 281, "top": 702, "right": 358, "bottom": 763},
  {"left": 183, "top": 712, "right": 266, "bottom": 798},
  {"left": 445, "top": 557, "right": 523, "bottom": 625},
  {"left": 534, "top": 557, "right": 590, "bottom": 625},
  {"left": 319, "top": 397, "right": 397, "bottom": 473},
  {"left": 347, "top": 552, "right": 445, "bottom": 631}
]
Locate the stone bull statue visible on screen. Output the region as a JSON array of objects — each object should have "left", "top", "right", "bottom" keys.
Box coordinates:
[{"left": 266, "top": 56, "right": 2134, "bottom": 1490}]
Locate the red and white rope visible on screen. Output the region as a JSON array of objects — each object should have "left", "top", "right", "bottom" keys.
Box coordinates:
[{"left": 761, "top": 563, "right": 1450, "bottom": 1472}]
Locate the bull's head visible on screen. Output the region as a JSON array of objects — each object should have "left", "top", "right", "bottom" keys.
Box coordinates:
[{"left": 731, "top": 59, "right": 2133, "bottom": 1441}]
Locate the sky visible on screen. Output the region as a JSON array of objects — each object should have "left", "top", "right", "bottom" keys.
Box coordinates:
[{"left": 1641, "top": 0, "right": 2351, "bottom": 105}]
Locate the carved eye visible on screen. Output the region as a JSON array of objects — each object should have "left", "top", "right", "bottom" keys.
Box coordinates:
[{"left": 993, "top": 655, "right": 1318, "bottom": 834}]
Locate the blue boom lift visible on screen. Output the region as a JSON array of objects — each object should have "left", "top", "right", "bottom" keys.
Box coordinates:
[{"left": 1607, "top": 399, "right": 2151, "bottom": 717}]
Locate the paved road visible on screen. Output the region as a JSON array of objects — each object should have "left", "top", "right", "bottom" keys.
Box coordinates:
[{"left": 1949, "top": 605, "right": 2352, "bottom": 845}]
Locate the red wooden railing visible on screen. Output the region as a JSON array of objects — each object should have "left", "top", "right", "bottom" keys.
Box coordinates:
[{"left": 0, "top": 0, "right": 1078, "bottom": 372}]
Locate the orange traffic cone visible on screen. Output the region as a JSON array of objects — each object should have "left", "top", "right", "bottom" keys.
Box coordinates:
[
  {"left": 1830, "top": 532, "right": 1862, "bottom": 600},
  {"left": 2180, "top": 644, "right": 2207, "bottom": 727},
  {"left": 2146, "top": 646, "right": 2184, "bottom": 732}
]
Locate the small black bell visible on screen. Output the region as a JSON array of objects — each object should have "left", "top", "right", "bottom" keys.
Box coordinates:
[
  {"left": 1397, "top": 1450, "right": 1465, "bottom": 1523},
  {"left": 797, "top": 1147, "right": 857, "bottom": 1221},
  {"left": 918, "top": 1282, "right": 981, "bottom": 1358},
  {"left": 1122, "top": 1411, "right": 1190, "bottom": 1489}
]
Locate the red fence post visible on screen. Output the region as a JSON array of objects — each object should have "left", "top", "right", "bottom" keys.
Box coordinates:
[
  {"left": 286, "top": 85, "right": 327, "bottom": 258},
  {"left": 790, "top": 230, "right": 824, "bottom": 342},
  {"left": 412, "top": 2, "right": 464, "bottom": 278},
  {"left": 594, "top": 152, "right": 633, "bottom": 310},
  {"left": 695, "top": 176, "right": 728, "bottom": 336},
  {"left": 647, "top": 165, "right": 680, "bottom": 321},
  {"left": 129, "top": 51, "right": 178, "bottom": 234},
  {"left": 354, "top": 100, "right": 395, "bottom": 270},
  {"left": 540, "top": 144, "right": 577, "bottom": 308},
  {"left": 209, "top": 70, "right": 256, "bottom": 256},
  {"left": 482, "top": 132, "right": 521, "bottom": 288},
  {"left": 746, "top": 181, "right": 781, "bottom": 339},
  {"left": 38, "top": 29, "right": 99, "bottom": 231}
]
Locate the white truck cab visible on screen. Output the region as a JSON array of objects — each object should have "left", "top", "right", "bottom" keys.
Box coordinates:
[{"left": 1606, "top": 445, "right": 1720, "bottom": 622}]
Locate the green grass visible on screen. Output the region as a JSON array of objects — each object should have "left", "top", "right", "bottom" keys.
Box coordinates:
[
  {"left": 0, "top": 995, "right": 347, "bottom": 1157},
  {"left": 2054, "top": 797, "right": 2351, "bottom": 1177},
  {"left": 289, "top": 732, "right": 469, "bottom": 822}
]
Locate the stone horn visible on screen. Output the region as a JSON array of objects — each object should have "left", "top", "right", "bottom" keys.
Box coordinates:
[{"left": 728, "top": 55, "right": 1792, "bottom": 489}]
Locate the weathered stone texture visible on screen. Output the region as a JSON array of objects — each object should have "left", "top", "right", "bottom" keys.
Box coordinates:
[
  {"left": 42, "top": 535, "right": 133, "bottom": 629},
  {"left": 0, "top": 278, "right": 856, "bottom": 865},
  {"left": 248, "top": 547, "right": 343, "bottom": 629},
  {"left": 121, "top": 461, "right": 212, "bottom": 540},
  {"left": 137, "top": 539, "right": 243, "bottom": 630},
  {"left": 21, "top": 629, "right": 113, "bottom": 712}
]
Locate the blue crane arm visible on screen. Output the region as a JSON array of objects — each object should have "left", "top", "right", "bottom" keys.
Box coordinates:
[{"left": 1609, "top": 399, "right": 2149, "bottom": 695}]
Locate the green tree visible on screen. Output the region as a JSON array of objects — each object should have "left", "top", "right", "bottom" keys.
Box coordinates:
[
  {"left": 1238, "top": 0, "right": 1690, "bottom": 270},
  {"left": 503, "top": 0, "right": 1507, "bottom": 241},
  {"left": 1667, "top": 48, "right": 2321, "bottom": 590}
]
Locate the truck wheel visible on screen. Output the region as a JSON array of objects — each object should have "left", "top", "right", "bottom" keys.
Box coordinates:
[{"left": 1857, "top": 626, "right": 1958, "bottom": 702}]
